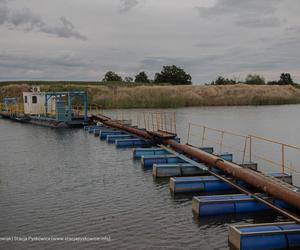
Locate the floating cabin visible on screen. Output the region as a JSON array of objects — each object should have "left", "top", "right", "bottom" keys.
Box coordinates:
[
  {"left": 23, "top": 86, "right": 56, "bottom": 115},
  {"left": 0, "top": 86, "right": 89, "bottom": 128}
]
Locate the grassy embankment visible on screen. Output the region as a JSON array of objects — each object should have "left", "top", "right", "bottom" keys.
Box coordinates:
[{"left": 1, "top": 81, "right": 300, "bottom": 108}]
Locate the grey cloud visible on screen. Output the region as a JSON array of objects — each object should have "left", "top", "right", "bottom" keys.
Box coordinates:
[
  {"left": 0, "top": 6, "right": 9, "bottom": 24},
  {"left": 9, "top": 8, "right": 44, "bottom": 30},
  {"left": 237, "top": 16, "right": 281, "bottom": 28},
  {"left": 0, "top": 52, "right": 92, "bottom": 80},
  {"left": 119, "top": 0, "right": 139, "bottom": 13},
  {"left": 0, "top": 7, "right": 44, "bottom": 30},
  {"left": 139, "top": 37, "right": 300, "bottom": 83},
  {"left": 139, "top": 55, "right": 221, "bottom": 80},
  {"left": 194, "top": 42, "right": 219, "bottom": 48},
  {"left": 0, "top": 3, "right": 86, "bottom": 40},
  {"left": 0, "top": 1, "right": 299, "bottom": 83},
  {"left": 197, "top": 0, "right": 279, "bottom": 17},
  {"left": 40, "top": 17, "right": 87, "bottom": 41},
  {"left": 0, "top": 53, "right": 89, "bottom": 70},
  {"left": 196, "top": 0, "right": 281, "bottom": 28}
]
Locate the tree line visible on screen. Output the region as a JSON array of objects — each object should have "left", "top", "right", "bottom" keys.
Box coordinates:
[
  {"left": 101, "top": 65, "right": 297, "bottom": 86},
  {"left": 210, "top": 73, "right": 296, "bottom": 85},
  {"left": 102, "top": 65, "right": 192, "bottom": 85}
]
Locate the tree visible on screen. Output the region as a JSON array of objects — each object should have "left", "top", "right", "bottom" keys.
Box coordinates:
[
  {"left": 211, "top": 76, "right": 237, "bottom": 85},
  {"left": 102, "top": 71, "right": 122, "bottom": 82},
  {"left": 245, "top": 74, "right": 265, "bottom": 85},
  {"left": 135, "top": 71, "right": 150, "bottom": 83},
  {"left": 267, "top": 80, "right": 278, "bottom": 85},
  {"left": 278, "top": 73, "right": 294, "bottom": 85},
  {"left": 124, "top": 77, "right": 133, "bottom": 83},
  {"left": 154, "top": 65, "right": 192, "bottom": 85}
]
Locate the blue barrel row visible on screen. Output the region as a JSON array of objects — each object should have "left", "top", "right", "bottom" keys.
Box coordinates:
[
  {"left": 170, "top": 172, "right": 292, "bottom": 194},
  {"left": 229, "top": 222, "right": 300, "bottom": 250},
  {"left": 85, "top": 125, "right": 299, "bottom": 250},
  {"left": 84, "top": 124, "right": 149, "bottom": 148},
  {"left": 137, "top": 148, "right": 226, "bottom": 168},
  {"left": 192, "top": 194, "right": 289, "bottom": 216}
]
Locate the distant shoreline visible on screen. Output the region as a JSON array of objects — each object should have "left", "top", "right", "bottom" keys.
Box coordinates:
[{"left": 1, "top": 82, "right": 300, "bottom": 108}]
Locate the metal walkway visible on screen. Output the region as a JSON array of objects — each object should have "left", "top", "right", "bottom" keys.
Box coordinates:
[{"left": 91, "top": 113, "right": 300, "bottom": 223}]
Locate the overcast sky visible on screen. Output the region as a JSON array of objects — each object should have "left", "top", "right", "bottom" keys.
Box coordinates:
[{"left": 0, "top": 0, "right": 300, "bottom": 83}]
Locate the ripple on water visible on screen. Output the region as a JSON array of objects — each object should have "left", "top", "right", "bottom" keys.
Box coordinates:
[{"left": 2, "top": 107, "right": 299, "bottom": 250}]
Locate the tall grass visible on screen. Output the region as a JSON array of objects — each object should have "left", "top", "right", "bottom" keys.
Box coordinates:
[{"left": 1, "top": 83, "right": 300, "bottom": 108}]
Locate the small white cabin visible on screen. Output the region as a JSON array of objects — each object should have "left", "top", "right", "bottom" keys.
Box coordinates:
[{"left": 23, "top": 86, "right": 56, "bottom": 115}]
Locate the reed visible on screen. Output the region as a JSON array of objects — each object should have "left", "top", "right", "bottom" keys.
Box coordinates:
[{"left": 1, "top": 83, "right": 300, "bottom": 108}]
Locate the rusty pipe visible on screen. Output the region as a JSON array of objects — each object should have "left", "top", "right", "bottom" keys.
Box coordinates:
[
  {"left": 165, "top": 139, "right": 300, "bottom": 211},
  {"left": 92, "top": 114, "right": 300, "bottom": 210},
  {"left": 92, "top": 114, "right": 151, "bottom": 139}
]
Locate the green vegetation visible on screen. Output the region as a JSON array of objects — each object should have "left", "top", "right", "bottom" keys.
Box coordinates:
[
  {"left": 245, "top": 74, "right": 265, "bottom": 85},
  {"left": 1, "top": 68, "right": 299, "bottom": 108},
  {"left": 210, "top": 73, "right": 297, "bottom": 86},
  {"left": 211, "top": 76, "right": 237, "bottom": 85},
  {"left": 135, "top": 72, "right": 150, "bottom": 83},
  {"left": 2, "top": 83, "right": 300, "bottom": 109},
  {"left": 154, "top": 65, "right": 192, "bottom": 85},
  {"left": 102, "top": 71, "right": 123, "bottom": 82},
  {"left": 100, "top": 65, "right": 192, "bottom": 85},
  {"left": 277, "top": 73, "right": 294, "bottom": 85}
]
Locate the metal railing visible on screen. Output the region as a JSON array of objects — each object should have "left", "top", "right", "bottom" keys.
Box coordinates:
[
  {"left": 186, "top": 122, "right": 300, "bottom": 176},
  {"left": 248, "top": 134, "right": 300, "bottom": 175},
  {"left": 143, "top": 111, "right": 176, "bottom": 133},
  {"left": 0, "top": 102, "right": 103, "bottom": 118}
]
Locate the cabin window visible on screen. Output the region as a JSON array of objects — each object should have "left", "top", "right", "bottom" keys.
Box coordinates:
[
  {"left": 25, "top": 96, "right": 27, "bottom": 103},
  {"left": 32, "top": 96, "right": 37, "bottom": 104}
]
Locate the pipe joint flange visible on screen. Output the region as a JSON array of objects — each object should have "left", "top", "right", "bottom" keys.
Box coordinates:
[{"left": 214, "top": 158, "right": 224, "bottom": 165}]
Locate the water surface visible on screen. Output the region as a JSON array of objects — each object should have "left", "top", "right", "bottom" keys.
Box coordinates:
[{"left": 1, "top": 105, "right": 299, "bottom": 249}]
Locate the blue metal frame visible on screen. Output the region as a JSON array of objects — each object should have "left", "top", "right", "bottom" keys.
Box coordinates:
[
  {"left": 3, "top": 97, "right": 17, "bottom": 105},
  {"left": 44, "top": 91, "right": 88, "bottom": 121},
  {"left": 2, "top": 97, "right": 17, "bottom": 111}
]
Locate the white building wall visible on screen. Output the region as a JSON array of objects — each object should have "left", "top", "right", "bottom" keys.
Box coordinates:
[{"left": 23, "top": 92, "right": 56, "bottom": 115}]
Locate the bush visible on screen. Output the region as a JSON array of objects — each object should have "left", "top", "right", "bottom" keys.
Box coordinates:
[
  {"left": 211, "top": 76, "right": 237, "bottom": 85},
  {"left": 102, "top": 71, "right": 122, "bottom": 82},
  {"left": 245, "top": 74, "right": 265, "bottom": 85},
  {"left": 154, "top": 65, "right": 192, "bottom": 85},
  {"left": 135, "top": 72, "right": 150, "bottom": 83},
  {"left": 278, "top": 73, "right": 294, "bottom": 85}
]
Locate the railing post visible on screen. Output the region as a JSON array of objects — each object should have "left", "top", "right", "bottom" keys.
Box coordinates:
[
  {"left": 151, "top": 112, "right": 154, "bottom": 131},
  {"left": 249, "top": 135, "right": 252, "bottom": 162},
  {"left": 173, "top": 112, "right": 177, "bottom": 134},
  {"left": 187, "top": 123, "right": 191, "bottom": 144},
  {"left": 201, "top": 126, "right": 206, "bottom": 146},
  {"left": 219, "top": 131, "right": 224, "bottom": 154},
  {"left": 170, "top": 114, "right": 173, "bottom": 133},
  {"left": 242, "top": 136, "right": 248, "bottom": 165},
  {"left": 160, "top": 112, "right": 163, "bottom": 131},
  {"left": 143, "top": 112, "right": 146, "bottom": 130},
  {"left": 156, "top": 112, "right": 159, "bottom": 131},
  {"left": 282, "top": 144, "right": 285, "bottom": 175},
  {"left": 164, "top": 112, "right": 167, "bottom": 131}
]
